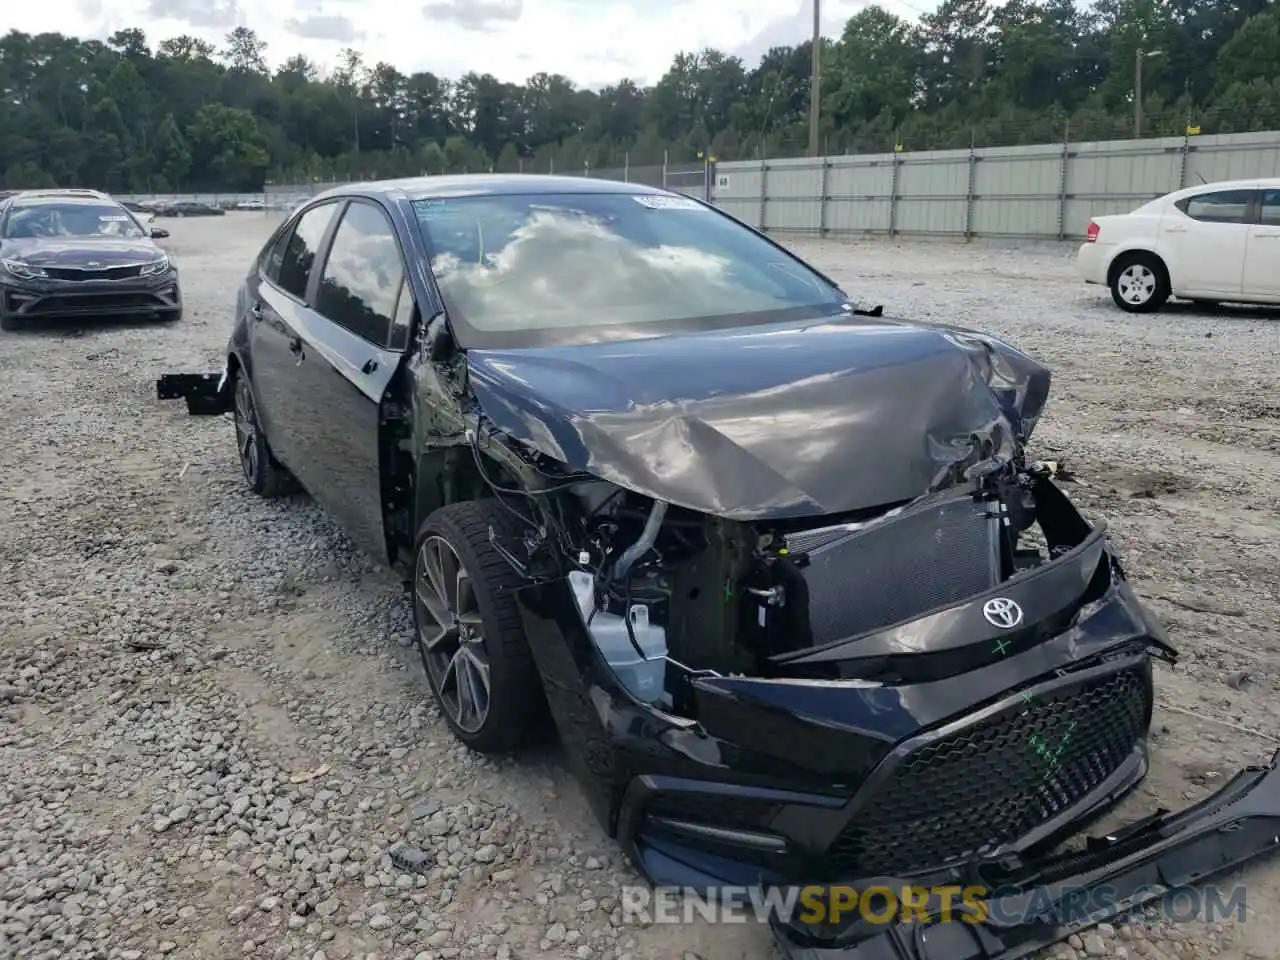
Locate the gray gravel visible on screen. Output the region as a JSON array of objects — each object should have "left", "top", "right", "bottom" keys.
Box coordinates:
[{"left": 0, "top": 216, "right": 1277, "bottom": 960}]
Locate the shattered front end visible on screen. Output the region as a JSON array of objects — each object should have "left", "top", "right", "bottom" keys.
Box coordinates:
[{"left": 506, "top": 455, "right": 1175, "bottom": 894}]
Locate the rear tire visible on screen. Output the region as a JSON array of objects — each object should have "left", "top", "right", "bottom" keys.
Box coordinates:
[
  {"left": 412, "top": 500, "right": 550, "bottom": 754},
  {"left": 0, "top": 314, "right": 21, "bottom": 331},
  {"left": 231, "top": 371, "right": 297, "bottom": 498},
  {"left": 1110, "top": 253, "right": 1169, "bottom": 313},
  {"left": 156, "top": 308, "right": 183, "bottom": 323}
]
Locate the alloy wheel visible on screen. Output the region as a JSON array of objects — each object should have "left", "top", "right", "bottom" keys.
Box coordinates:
[
  {"left": 233, "top": 376, "right": 260, "bottom": 486},
  {"left": 414, "top": 535, "right": 491, "bottom": 733},
  {"left": 1116, "top": 264, "right": 1156, "bottom": 305}
]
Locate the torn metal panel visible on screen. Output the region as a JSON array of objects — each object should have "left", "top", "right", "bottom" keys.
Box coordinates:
[
  {"left": 771, "top": 750, "right": 1280, "bottom": 959},
  {"left": 465, "top": 314, "right": 1051, "bottom": 521}
]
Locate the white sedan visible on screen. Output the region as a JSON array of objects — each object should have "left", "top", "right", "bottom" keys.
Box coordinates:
[{"left": 1077, "top": 177, "right": 1280, "bottom": 313}]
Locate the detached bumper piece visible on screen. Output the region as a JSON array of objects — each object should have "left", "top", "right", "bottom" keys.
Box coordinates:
[
  {"left": 773, "top": 750, "right": 1280, "bottom": 959},
  {"left": 156, "top": 373, "right": 230, "bottom": 416}
]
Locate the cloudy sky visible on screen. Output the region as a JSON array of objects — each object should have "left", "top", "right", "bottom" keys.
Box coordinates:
[{"left": 8, "top": 0, "right": 934, "bottom": 88}]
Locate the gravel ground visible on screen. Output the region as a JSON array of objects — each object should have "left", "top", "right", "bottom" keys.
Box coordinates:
[{"left": 1, "top": 214, "right": 1278, "bottom": 960}]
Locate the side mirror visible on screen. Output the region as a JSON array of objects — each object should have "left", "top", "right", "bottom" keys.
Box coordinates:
[
  {"left": 422, "top": 312, "right": 456, "bottom": 361},
  {"left": 150, "top": 228, "right": 169, "bottom": 239}
]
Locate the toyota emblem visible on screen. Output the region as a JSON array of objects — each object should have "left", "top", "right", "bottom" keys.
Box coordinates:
[{"left": 982, "top": 597, "right": 1023, "bottom": 629}]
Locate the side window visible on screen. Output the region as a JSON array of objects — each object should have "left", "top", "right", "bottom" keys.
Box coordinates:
[
  {"left": 1176, "top": 189, "right": 1254, "bottom": 224},
  {"left": 259, "top": 225, "right": 290, "bottom": 283},
  {"left": 1259, "top": 190, "right": 1280, "bottom": 227},
  {"left": 389, "top": 277, "right": 416, "bottom": 351},
  {"left": 314, "top": 201, "right": 405, "bottom": 346},
  {"left": 276, "top": 203, "right": 338, "bottom": 300}
]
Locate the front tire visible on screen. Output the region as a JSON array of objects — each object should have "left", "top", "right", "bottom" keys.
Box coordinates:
[
  {"left": 156, "top": 308, "right": 183, "bottom": 323},
  {"left": 0, "top": 313, "right": 21, "bottom": 331},
  {"left": 232, "top": 371, "right": 296, "bottom": 497},
  {"left": 1110, "top": 253, "right": 1169, "bottom": 313},
  {"left": 412, "top": 500, "right": 549, "bottom": 754}
]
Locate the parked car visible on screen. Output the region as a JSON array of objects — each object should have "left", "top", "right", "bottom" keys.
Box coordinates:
[
  {"left": 1078, "top": 177, "right": 1280, "bottom": 312},
  {"left": 117, "top": 199, "right": 157, "bottom": 223},
  {"left": 155, "top": 200, "right": 225, "bottom": 218},
  {"left": 0, "top": 190, "right": 179, "bottom": 330},
  {"left": 234, "top": 198, "right": 265, "bottom": 210},
  {"left": 155, "top": 175, "right": 1280, "bottom": 957}
]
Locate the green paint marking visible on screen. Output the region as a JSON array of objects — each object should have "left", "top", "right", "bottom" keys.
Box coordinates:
[
  {"left": 1028, "top": 720, "right": 1078, "bottom": 782},
  {"left": 1020, "top": 692, "right": 1035, "bottom": 706},
  {"left": 993, "top": 636, "right": 1012, "bottom": 656}
]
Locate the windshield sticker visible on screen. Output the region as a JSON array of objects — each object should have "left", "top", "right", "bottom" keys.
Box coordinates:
[
  {"left": 99, "top": 215, "right": 131, "bottom": 221},
  {"left": 632, "top": 195, "right": 704, "bottom": 211}
]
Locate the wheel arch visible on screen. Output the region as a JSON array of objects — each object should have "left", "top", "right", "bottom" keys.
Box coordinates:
[
  {"left": 1107, "top": 248, "right": 1170, "bottom": 289},
  {"left": 391, "top": 443, "right": 523, "bottom": 566}
]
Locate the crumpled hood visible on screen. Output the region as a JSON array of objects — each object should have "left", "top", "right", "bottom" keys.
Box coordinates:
[
  {"left": 466, "top": 314, "right": 1050, "bottom": 520},
  {"left": 0, "top": 237, "right": 161, "bottom": 267}
]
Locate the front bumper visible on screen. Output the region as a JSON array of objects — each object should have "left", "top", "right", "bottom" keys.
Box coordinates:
[
  {"left": 513, "top": 521, "right": 1172, "bottom": 891},
  {"left": 773, "top": 749, "right": 1280, "bottom": 957},
  {"left": 1, "top": 270, "right": 181, "bottom": 319}
]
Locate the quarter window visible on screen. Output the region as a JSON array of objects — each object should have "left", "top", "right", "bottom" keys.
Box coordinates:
[
  {"left": 1177, "top": 189, "right": 1254, "bottom": 224},
  {"left": 389, "top": 277, "right": 416, "bottom": 351},
  {"left": 315, "top": 201, "right": 405, "bottom": 346},
  {"left": 276, "top": 203, "right": 339, "bottom": 300},
  {"left": 1260, "top": 189, "right": 1280, "bottom": 227}
]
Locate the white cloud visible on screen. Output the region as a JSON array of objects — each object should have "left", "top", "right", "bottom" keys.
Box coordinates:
[{"left": 8, "top": 0, "right": 934, "bottom": 88}]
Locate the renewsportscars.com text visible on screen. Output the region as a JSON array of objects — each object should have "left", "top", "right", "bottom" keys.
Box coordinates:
[{"left": 619, "top": 883, "right": 1248, "bottom": 927}]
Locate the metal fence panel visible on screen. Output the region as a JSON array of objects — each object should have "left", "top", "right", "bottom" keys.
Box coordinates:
[{"left": 711, "top": 128, "right": 1280, "bottom": 240}]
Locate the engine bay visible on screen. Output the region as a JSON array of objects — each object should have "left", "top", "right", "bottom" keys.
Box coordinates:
[{"left": 497, "top": 451, "right": 1098, "bottom": 712}]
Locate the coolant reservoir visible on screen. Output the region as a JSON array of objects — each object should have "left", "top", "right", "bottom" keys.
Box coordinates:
[{"left": 567, "top": 571, "right": 667, "bottom": 703}]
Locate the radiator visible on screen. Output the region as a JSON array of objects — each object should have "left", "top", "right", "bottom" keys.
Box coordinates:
[{"left": 784, "top": 493, "right": 1002, "bottom": 644}]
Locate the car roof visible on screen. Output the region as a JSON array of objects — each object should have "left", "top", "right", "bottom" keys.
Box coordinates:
[
  {"left": 311, "top": 173, "right": 674, "bottom": 205},
  {"left": 1161, "top": 178, "right": 1280, "bottom": 201},
  {"left": 8, "top": 191, "right": 118, "bottom": 208}
]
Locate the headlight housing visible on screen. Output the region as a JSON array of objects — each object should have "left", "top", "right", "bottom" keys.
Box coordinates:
[
  {"left": 139, "top": 255, "right": 171, "bottom": 277},
  {"left": 1, "top": 258, "right": 47, "bottom": 280}
]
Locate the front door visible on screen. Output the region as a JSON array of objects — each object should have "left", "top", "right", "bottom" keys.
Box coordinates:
[
  {"left": 1159, "top": 187, "right": 1255, "bottom": 298},
  {"left": 1242, "top": 188, "right": 1280, "bottom": 301},
  {"left": 284, "top": 199, "right": 412, "bottom": 563}
]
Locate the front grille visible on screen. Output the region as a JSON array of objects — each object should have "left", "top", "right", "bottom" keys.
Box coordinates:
[
  {"left": 787, "top": 494, "right": 1001, "bottom": 644},
  {"left": 11, "top": 291, "right": 165, "bottom": 315},
  {"left": 827, "top": 667, "right": 1150, "bottom": 878},
  {"left": 45, "top": 265, "right": 144, "bottom": 281}
]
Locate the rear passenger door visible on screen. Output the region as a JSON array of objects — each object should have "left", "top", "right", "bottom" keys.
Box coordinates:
[
  {"left": 249, "top": 200, "right": 341, "bottom": 474},
  {"left": 286, "top": 198, "right": 414, "bottom": 563},
  {"left": 1160, "top": 188, "right": 1256, "bottom": 297},
  {"left": 1242, "top": 189, "right": 1280, "bottom": 301}
]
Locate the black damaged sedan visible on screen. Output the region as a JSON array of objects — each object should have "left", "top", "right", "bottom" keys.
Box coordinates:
[
  {"left": 0, "top": 190, "right": 179, "bottom": 330},
  {"left": 159, "top": 175, "right": 1280, "bottom": 959}
]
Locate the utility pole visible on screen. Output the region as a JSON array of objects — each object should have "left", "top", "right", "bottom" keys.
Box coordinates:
[
  {"left": 1134, "top": 47, "right": 1163, "bottom": 138},
  {"left": 808, "top": 0, "right": 821, "bottom": 158}
]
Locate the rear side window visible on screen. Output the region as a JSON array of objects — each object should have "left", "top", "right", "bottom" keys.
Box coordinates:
[
  {"left": 314, "top": 201, "right": 405, "bottom": 345},
  {"left": 276, "top": 202, "right": 338, "bottom": 300},
  {"left": 1176, "top": 189, "right": 1254, "bottom": 224},
  {"left": 1260, "top": 190, "right": 1280, "bottom": 227},
  {"left": 260, "top": 226, "right": 291, "bottom": 283}
]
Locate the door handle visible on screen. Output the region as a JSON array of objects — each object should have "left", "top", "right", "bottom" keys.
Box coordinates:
[
  {"left": 1164, "top": 226, "right": 1187, "bottom": 233},
  {"left": 1255, "top": 231, "right": 1280, "bottom": 238},
  {"left": 361, "top": 358, "right": 378, "bottom": 375}
]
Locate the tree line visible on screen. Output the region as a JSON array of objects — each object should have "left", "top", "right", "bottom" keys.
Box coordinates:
[{"left": 1, "top": 0, "right": 1278, "bottom": 193}]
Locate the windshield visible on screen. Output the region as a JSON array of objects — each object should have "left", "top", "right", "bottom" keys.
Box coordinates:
[
  {"left": 3, "top": 202, "right": 147, "bottom": 240},
  {"left": 411, "top": 192, "right": 845, "bottom": 347}
]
